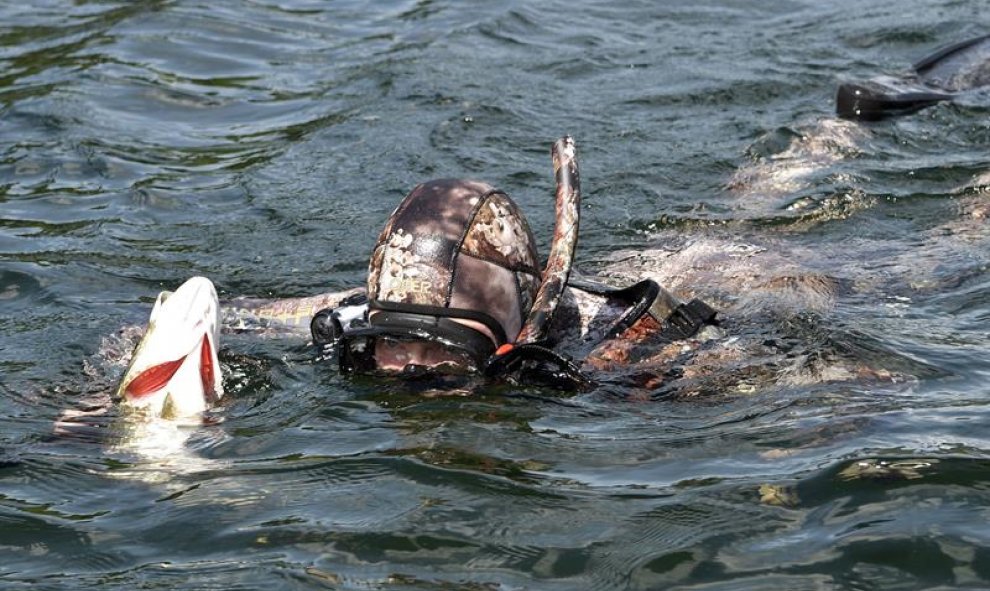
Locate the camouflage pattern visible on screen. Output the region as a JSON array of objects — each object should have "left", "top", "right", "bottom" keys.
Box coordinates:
[
  {"left": 366, "top": 178, "right": 541, "bottom": 343},
  {"left": 515, "top": 271, "right": 540, "bottom": 324},
  {"left": 581, "top": 313, "right": 667, "bottom": 372},
  {"left": 215, "top": 140, "right": 730, "bottom": 391},
  {"left": 222, "top": 288, "right": 365, "bottom": 335},
  {"left": 460, "top": 192, "right": 539, "bottom": 268},
  {"left": 515, "top": 136, "right": 580, "bottom": 346},
  {"left": 375, "top": 227, "right": 440, "bottom": 306},
  {"left": 549, "top": 286, "right": 626, "bottom": 353}
]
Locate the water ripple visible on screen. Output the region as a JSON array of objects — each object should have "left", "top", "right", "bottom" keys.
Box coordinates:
[{"left": 3, "top": 0, "right": 990, "bottom": 589}]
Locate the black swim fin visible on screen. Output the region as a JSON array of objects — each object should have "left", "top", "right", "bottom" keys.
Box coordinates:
[{"left": 837, "top": 33, "right": 990, "bottom": 121}]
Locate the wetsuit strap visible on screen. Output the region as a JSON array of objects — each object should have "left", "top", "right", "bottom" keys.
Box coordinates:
[
  {"left": 568, "top": 276, "right": 718, "bottom": 341},
  {"left": 481, "top": 276, "right": 652, "bottom": 387},
  {"left": 370, "top": 300, "right": 507, "bottom": 346},
  {"left": 599, "top": 279, "right": 661, "bottom": 341},
  {"left": 656, "top": 298, "right": 718, "bottom": 341},
  {"left": 482, "top": 278, "right": 718, "bottom": 390},
  {"left": 311, "top": 294, "right": 502, "bottom": 369}
]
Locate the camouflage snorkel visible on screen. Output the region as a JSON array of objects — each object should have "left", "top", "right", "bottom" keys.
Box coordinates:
[{"left": 483, "top": 136, "right": 590, "bottom": 388}]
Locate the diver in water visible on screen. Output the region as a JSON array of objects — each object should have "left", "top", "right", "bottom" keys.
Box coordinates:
[
  {"left": 306, "top": 174, "right": 716, "bottom": 388},
  {"left": 116, "top": 137, "right": 718, "bottom": 419}
]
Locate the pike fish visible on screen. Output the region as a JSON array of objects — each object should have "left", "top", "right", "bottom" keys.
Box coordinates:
[{"left": 115, "top": 276, "right": 223, "bottom": 420}]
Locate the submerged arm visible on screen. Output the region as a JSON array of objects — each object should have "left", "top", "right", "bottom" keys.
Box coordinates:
[{"left": 221, "top": 287, "right": 365, "bottom": 336}]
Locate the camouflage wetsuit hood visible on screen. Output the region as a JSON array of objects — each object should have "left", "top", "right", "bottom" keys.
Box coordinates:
[
  {"left": 368, "top": 179, "right": 542, "bottom": 345},
  {"left": 313, "top": 179, "right": 552, "bottom": 374}
]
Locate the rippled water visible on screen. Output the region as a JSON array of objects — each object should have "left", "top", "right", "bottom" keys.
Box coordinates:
[{"left": 3, "top": 1, "right": 990, "bottom": 589}]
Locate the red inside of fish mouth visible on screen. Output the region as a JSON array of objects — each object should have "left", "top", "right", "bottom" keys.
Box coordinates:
[
  {"left": 200, "top": 334, "right": 217, "bottom": 402},
  {"left": 125, "top": 335, "right": 216, "bottom": 403}
]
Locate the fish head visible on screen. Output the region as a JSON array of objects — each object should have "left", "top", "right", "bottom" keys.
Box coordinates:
[{"left": 116, "top": 276, "right": 224, "bottom": 420}]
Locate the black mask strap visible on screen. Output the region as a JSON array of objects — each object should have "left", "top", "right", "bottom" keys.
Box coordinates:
[
  {"left": 368, "top": 310, "right": 497, "bottom": 364},
  {"left": 369, "top": 300, "right": 507, "bottom": 346}
]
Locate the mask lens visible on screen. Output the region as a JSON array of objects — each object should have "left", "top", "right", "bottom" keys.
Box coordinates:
[{"left": 339, "top": 335, "right": 479, "bottom": 376}]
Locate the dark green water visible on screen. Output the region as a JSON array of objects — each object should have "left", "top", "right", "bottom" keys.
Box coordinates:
[{"left": 3, "top": 1, "right": 990, "bottom": 589}]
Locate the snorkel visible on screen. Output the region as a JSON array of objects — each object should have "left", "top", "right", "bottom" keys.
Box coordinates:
[
  {"left": 515, "top": 136, "right": 582, "bottom": 347},
  {"left": 484, "top": 136, "right": 589, "bottom": 387}
]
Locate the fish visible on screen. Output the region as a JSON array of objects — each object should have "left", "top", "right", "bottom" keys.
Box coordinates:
[{"left": 115, "top": 276, "right": 223, "bottom": 420}]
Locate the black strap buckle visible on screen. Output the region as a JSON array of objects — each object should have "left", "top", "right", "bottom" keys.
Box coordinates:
[{"left": 660, "top": 298, "right": 718, "bottom": 341}]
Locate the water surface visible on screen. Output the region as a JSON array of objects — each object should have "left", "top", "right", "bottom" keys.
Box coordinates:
[{"left": 3, "top": 1, "right": 990, "bottom": 589}]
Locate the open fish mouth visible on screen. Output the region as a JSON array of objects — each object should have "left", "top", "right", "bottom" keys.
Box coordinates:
[{"left": 116, "top": 276, "right": 224, "bottom": 420}]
